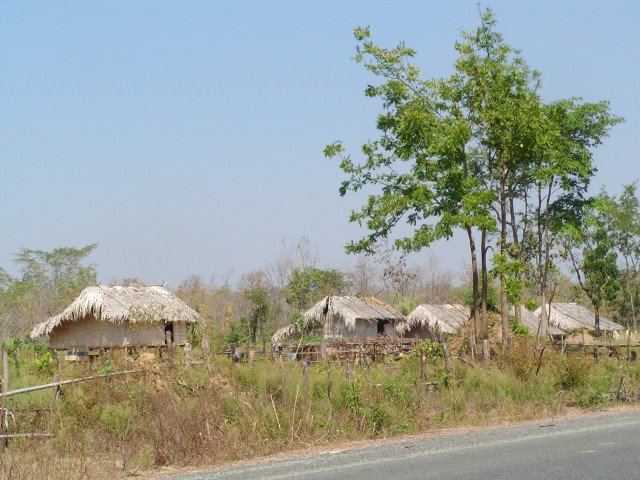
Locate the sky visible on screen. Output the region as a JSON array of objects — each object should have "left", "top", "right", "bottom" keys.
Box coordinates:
[{"left": 1, "top": 1, "right": 639, "bottom": 286}]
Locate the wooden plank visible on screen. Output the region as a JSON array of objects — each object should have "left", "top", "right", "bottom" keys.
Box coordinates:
[{"left": 0, "top": 370, "right": 142, "bottom": 398}]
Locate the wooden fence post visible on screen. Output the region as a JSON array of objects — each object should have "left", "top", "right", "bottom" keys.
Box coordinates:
[
  {"left": 594, "top": 346, "right": 600, "bottom": 364},
  {"left": 53, "top": 372, "right": 62, "bottom": 400},
  {"left": 482, "top": 339, "right": 490, "bottom": 365},
  {"left": 442, "top": 341, "right": 453, "bottom": 372},
  {"left": 166, "top": 331, "right": 175, "bottom": 369},
  {"left": 2, "top": 350, "right": 8, "bottom": 396},
  {"left": 326, "top": 360, "right": 333, "bottom": 401},
  {"left": 302, "top": 361, "right": 309, "bottom": 396},
  {"left": 345, "top": 355, "right": 352, "bottom": 383},
  {"left": 470, "top": 333, "right": 476, "bottom": 362},
  {"left": 419, "top": 347, "right": 426, "bottom": 380},
  {"left": 184, "top": 342, "right": 192, "bottom": 365}
]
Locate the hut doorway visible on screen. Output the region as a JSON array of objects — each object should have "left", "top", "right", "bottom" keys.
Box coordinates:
[
  {"left": 164, "top": 322, "right": 174, "bottom": 345},
  {"left": 377, "top": 320, "right": 389, "bottom": 335}
]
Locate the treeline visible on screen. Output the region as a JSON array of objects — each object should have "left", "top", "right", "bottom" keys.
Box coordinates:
[{"left": 324, "top": 9, "right": 639, "bottom": 343}]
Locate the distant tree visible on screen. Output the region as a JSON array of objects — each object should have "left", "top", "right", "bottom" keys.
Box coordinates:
[
  {"left": 564, "top": 200, "right": 620, "bottom": 334},
  {"left": 599, "top": 183, "right": 640, "bottom": 327},
  {"left": 0, "top": 244, "right": 97, "bottom": 339},
  {"left": 284, "top": 267, "right": 347, "bottom": 311}
]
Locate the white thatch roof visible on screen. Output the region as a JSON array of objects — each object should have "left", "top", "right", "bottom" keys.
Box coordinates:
[
  {"left": 31, "top": 285, "right": 202, "bottom": 339},
  {"left": 533, "top": 303, "right": 623, "bottom": 332},
  {"left": 271, "top": 296, "right": 404, "bottom": 344},
  {"left": 305, "top": 296, "right": 404, "bottom": 328},
  {"left": 397, "top": 304, "right": 469, "bottom": 336},
  {"left": 511, "top": 306, "right": 564, "bottom": 336},
  {"left": 271, "top": 324, "right": 297, "bottom": 345}
]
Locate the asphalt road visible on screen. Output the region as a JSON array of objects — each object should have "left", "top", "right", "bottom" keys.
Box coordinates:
[{"left": 165, "top": 409, "right": 640, "bottom": 480}]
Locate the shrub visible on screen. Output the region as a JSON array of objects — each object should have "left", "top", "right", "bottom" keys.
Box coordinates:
[{"left": 557, "top": 356, "right": 590, "bottom": 390}]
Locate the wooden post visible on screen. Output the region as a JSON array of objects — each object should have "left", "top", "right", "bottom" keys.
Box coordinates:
[
  {"left": 482, "top": 339, "right": 490, "bottom": 365},
  {"left": 419, "top": 347, "right": 426, "bottom": 380},
  {"left": 302, "top": 361, "right": 309, "bottom": 396},
  {"left": 345, "top": 355, "right": 352, "bottom": 382},
  {"left": 594, "top": 346, "right": 600, "bottom": 364},
  {"left": 184, "top": 342, "right": 192, "bottom": 365},
  {"left": 53, "top": 372, "right": 62, "bottom": 400},
  {"left": 442, "top": 341, "right": 453, "bottom": 372},
  {"left": 166, "top": 331, "right": 174, "bottom": 369},
  {"left": 326, "top": 360, "right": 333, "bottom": 400},
  {"left": 470, "top": 333, "right": 476, "bottom": 362},
  {"left": 2, "top": 350, "right": 8, "bottom": 396},
  {"left": 321, "top": 342, "right": 327, "bottom": 362}
]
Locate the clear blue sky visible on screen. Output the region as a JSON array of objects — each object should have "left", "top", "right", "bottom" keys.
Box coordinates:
[{"left": 1, "top": 1, "right": 638, "bottom": 286}]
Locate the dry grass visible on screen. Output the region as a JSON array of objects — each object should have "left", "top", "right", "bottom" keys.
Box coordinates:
[{"left": 2, "top": 339, "right": 640, "bottom": 480}]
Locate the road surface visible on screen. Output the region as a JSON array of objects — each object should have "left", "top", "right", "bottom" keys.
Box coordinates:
[{"left": 163, "top": 409, "right": 640, "bottom": 480}]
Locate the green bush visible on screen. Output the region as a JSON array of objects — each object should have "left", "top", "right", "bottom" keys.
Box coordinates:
[
  {"left": 366, "top": 403, "right": 390, "bottom": 432},
  {"left": 557, "top": 357, "right": 590, "bottom": 390}
]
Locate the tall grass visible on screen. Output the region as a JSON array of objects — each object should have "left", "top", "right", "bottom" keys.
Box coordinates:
[{"left": 1, "top": 341, "right": 639, "bottom": 479}]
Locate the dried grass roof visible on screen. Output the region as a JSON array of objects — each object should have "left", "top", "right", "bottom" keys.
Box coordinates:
[
  {"left": 271, "top": 324, "right": 298, "bottom": 345},
  {"left": 30, "top": 285, "right": 202, "bottom": 338},
  {"left": 271, "top": 296, "right": 404, "bottom": 344},
  {"left": 397, "top": 304, "right": 469, "bottom": 336},
  {"left": 305, "top": 296, "right": 404, "bottom": 329},
  {"left": 511, "top": 306, "right": 564, "bottom": 336},
  {"left": 533, "top": 303, "right": 623, "bottom": 332}
]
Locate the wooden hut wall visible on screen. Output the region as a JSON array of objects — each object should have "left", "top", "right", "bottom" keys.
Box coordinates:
[
  {"left": 50, "top": 314, "right": 168, "bottom": 349},
  {"left": 171, "top": 322, "right": 188, "bottom": 345},
  {"left": 325, "top": 317, "right": 397, "bottom": 339},
  {"left": 402, "top": 324, "right": 431, "bottom": 340}
]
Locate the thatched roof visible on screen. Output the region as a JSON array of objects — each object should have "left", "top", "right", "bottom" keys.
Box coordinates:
[
  {"left": 30, "top": 285, "right": 202, "bottom": 339},
  {"left": 533, "top": 303, "right": 623, "bottom": 332},
  {"left": 397, "top": 304, "right": 469, "bottom": 336},
  {"left": 511, "top": 306, "right": 564, "bottom": 336},
  {"left": 271, "top": 324, "right": 298, "bottom": 345},
  {"left": 271, "top": 296, "right": 404, "bottom": 344}
]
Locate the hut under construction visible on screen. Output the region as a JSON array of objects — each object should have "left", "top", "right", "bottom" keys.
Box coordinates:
[
  {"left": 534, "top": 302, "right": 623, "bottom": 336},
  {"left": 272, "top": 296, "right": 404, "bottom": 344},
  {"left": 30, "top": 285, "right": 202, "bottom": 350},
  {"left": 397, "top": 304, "right": 469, "bottom": 340}
]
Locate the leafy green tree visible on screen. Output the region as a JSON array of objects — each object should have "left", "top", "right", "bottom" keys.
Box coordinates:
[
  {"left": 0, "top": 244, "right": 98, "bottom": 339},
  {"left": 520, "top": 100, "right": 621, "bottom": 339},
  {"left": 326, "top": 9, "right": 620, "bottom": 346},
  {"left": 244, "top": 286, "right": 270, "bottom": 345},
  {"left": 564, "top": 201, "right": 620, "bottom": 334},
  {"left": 599, "top": 183, "right": 640, "bottom": 327},
  {"left": 283, "top": 267, "right": 347, "bottom": 311}
]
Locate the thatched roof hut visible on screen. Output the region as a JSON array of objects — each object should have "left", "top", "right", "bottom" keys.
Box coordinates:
[
  {"left": 534, "top": 303, "right": 623, "bottom": 334},
  {"left": 511, "top": 306, "right": 564, "bottom": 337},
  {"left": 272, "top": 296, "right": 404, "bottom": 343},
  {"left": 397, "top": 304, "right": 469, "bottom": 339},
  {"left": 31, "top": 285, "right": 202, "bottom": 350}
]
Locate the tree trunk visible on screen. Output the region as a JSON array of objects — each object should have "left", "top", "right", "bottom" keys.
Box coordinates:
[
  {"left": 499, "top": 169, "right": 511, "bottom": 347},
  {"left": 509, "top": 195, "right": 522, "bottom": 326},
  {"left": 481, "top": 230, "right": 489, "bottom": 340},
  {"left": 467, "top": 227, "right": 480, "bottom": 342},
  {"left": 12, "top": 351, "right": 20, "bottom": 378}
]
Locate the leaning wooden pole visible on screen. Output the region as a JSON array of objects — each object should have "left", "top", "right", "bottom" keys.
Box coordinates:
[{"left": 0, "top": 370, "right": 142, "bottom": 399}]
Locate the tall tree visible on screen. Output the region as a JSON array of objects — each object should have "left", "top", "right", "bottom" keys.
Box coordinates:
[
  {"left": 599, "top": 183, "right": 640, "bottom": 327},
  {"left": 0, "top": 244, "right": 98, "bottom": 339},
  {"left": 564, "top": 200, "right": 620, "bottom": 334},
  {"left": 326, "top": 9, "right": 620, "bottom": 345},
  {"left": 283, "top": 266, "right": 347, "bottom": 311}
]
